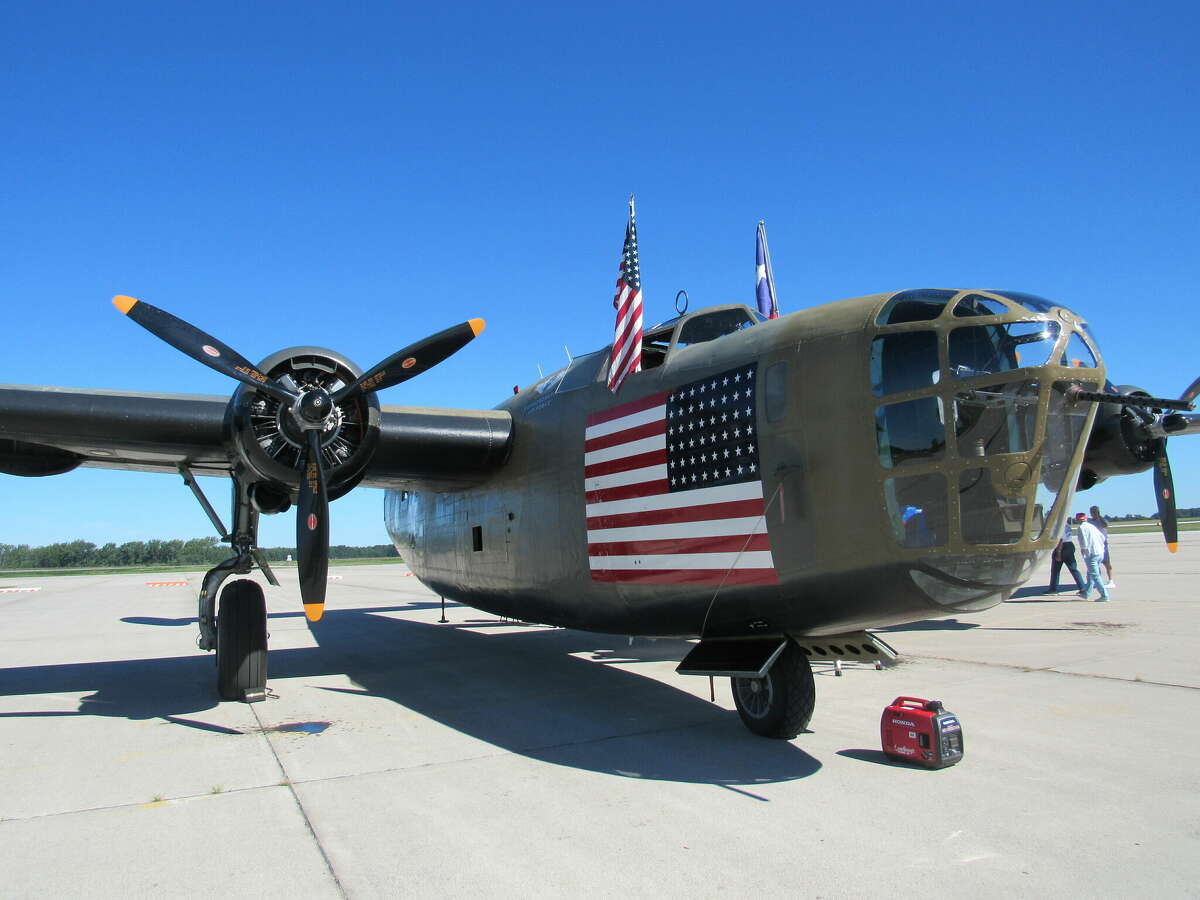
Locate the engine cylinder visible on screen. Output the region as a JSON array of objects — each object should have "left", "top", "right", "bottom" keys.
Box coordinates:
[{"left": 1078, "top": 384, "right": 1157, "bottom": 489}]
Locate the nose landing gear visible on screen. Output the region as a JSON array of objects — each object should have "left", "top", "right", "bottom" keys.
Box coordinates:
[{"left": 731, "top": 640, "right": 815, "bottom": 739}]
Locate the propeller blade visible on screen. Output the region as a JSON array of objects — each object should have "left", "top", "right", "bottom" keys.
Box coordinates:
[
  {"left": 331, "top": 319, "right": 485, "bottom": 404},
  {"left": 296, "top": 430, "right": 330, "bottom": 621},
  {"left": 1180, "top": 374, "right": 1200, "bottom": 407},
  {"left": 1151, "top": 440, "right": 1178, "bottom": 552},
  {"left": 113, "top": 296, "right": 296, "bottom": 404}
]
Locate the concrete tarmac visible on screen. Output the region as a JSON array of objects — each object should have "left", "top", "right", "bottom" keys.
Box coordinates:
[{"left": 1, "top": 533, "right": 1198, "bottom": 898}]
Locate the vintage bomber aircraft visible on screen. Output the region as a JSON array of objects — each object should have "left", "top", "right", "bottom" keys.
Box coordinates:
[{"left": 1, "top": 289, "right": 1196, "bottom": 739}]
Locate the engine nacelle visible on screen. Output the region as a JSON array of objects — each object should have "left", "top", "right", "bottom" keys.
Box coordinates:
[
  {"left": 1077, "top": 384, "right": 1157, "bottom": 490},
  {"left": 226, "top": 346, "right": 381, "bottom": 507}
]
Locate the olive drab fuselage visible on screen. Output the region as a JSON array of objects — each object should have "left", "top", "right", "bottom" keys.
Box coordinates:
[{"left": 385, "top": 290, "right": 1102, "bottom": 640}]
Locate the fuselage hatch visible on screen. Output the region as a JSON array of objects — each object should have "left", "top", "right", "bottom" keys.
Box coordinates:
[{"left": 384, "top": 289, "right": 1102, "bottom": 640}]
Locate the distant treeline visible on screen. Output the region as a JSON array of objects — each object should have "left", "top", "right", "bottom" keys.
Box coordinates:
[
  {"left": 0, "top": 536, "right": 398, "bottom": 570},
  {"left": 1107, "top": 508, "right": 1199, "bottom": 521}
]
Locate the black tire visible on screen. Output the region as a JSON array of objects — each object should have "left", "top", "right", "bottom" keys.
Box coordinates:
[
  {"left": 731, "top": 640, "right": 815, "bottom": 739},
  {"left": 216, "top": 579, "right": 267, "bottom": 701}
]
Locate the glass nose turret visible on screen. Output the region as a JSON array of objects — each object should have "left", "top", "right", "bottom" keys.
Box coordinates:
[{"left": 869, "top": 290, "right": 1103, "bottom": 565}]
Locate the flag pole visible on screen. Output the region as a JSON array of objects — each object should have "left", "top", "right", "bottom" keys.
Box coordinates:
[{"left": 608, "top": 193, "right": 645, "bottom": 393}]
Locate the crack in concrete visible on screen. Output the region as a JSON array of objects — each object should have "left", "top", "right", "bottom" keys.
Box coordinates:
[
  {"left": 904, "top": 653, "right": 1200, "bottom": 691},
  {"left": 250, "top": 703, "right": 349, "bottom": 899}
]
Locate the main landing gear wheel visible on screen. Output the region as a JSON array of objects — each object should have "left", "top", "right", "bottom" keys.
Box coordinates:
[
  {"left": 731, "top": 639, "right": 815, "bottom": 739},
  {"left": 216, "top": 579, "right": 268, "bottom": 701}
]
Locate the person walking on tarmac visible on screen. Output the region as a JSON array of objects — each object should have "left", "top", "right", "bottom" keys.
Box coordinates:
[
  {"left": 1076, "top": 512, "right": 1110, "bottom": 602},
  {"left": 1045, "top": 514, "right": 1086, "bottom": 595},
  {"left": 1089, "top": 504, "right": 1115, "bottom": 588}
]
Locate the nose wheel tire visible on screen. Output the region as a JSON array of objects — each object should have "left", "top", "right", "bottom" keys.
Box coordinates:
[
  {"left": 215, "top": 579, "right": 268, "bottom": 701},
  {"left": 731, "top": 640, "right": 815, "bottom": 739}
]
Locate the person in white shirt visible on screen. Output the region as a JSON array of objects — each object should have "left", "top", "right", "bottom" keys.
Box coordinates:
[
  {"left": 1089, "top": 505, "right": 1115, "bottom": 588},
  {"left": 1075, "top": 512, "right": 1109, "bottom": 602}
]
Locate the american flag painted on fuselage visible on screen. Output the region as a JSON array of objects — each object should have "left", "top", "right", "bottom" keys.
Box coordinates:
[{"left": 583, "top": 363, "right": 778, "bottom": 585}]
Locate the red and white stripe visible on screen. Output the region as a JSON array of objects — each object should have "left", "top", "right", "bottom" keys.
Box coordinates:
[
  {"left": 608, "top": 281, "right": 642, "bottom": 392},
  {"left": 584, "top": 392, "right": 777, "bottom": 585}
]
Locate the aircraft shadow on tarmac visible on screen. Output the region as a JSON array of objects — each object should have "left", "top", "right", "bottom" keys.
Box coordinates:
[{"left": 0, "top": 603, "right": 821, "bottom": 789}]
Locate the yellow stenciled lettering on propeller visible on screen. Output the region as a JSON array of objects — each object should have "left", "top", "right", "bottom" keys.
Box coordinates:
[
  {"left": 233, "top": 365, "right": 268, "bottom": 384},
  {"left": 360, "top": 371, "right": 388, "bottom": 390}
]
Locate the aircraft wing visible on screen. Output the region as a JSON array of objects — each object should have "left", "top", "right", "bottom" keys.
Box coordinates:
[{"left": 0, "top": 385, "right": 512, "bottom": 486}]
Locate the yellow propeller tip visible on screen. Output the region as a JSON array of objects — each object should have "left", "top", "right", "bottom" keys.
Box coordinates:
[
  {"left": 303, "top": 603, "right": 324, "bottom": 622},
  {"left": 112, "top": 295, "right": 139, "bottom": 315},
  {"left": 469, "top": 317, "right": 486, "bottom": 336},
  {"left": 1168, "top": 542, "right": 1178, "bottom": 553}
]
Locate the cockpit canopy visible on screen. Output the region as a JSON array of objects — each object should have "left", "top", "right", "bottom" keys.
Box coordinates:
[{"left": 529, "top": 304, "right": 764, "bottom": 396}]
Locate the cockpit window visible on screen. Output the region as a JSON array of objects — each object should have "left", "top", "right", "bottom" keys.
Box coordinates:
[
  {"left": 875, "top": 289, "right": 956, "bottom": 326},
  {"left": 534, "top": 368, "right": 565, "bottom": 394},
  {"left": 1060, "top": 332, "right": 1097, "bottom": 369},
  {"left": 556, "top": 350, "right": 607, "bottom": 392},
  {"left": 987, "top": 291, "right": 1059, "bottom": 315},
  {"left": 952, "top": 293, "right": 1010, "bottom": 317},
  {"left": 948, "top": 321, "right": 1061, "bottom": 378},
  {"left": 871, "top": 331, "right": 939, "bottom": 396},
  {"left": 675, "top": 308, "right": 757, "bottom": 346}
]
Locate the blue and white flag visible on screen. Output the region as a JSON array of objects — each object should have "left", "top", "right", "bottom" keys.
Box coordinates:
[{"left": 755, "top": 221, "right": 779, "bottom": 320}]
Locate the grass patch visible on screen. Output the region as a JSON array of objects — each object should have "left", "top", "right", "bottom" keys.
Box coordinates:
[
  {"left": 1107, "top": 521, "right": 1199, "bottom": 534},
  {"left": 0, "top": 557, "right": 407, "bottom": 579}
]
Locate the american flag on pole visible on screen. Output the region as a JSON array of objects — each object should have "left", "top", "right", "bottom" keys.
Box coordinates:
[
  {"left": 755, "top": 220, "right": 779, "bottom": 320},
  {"left": 584, "top": 363, "right": 779, "bottom": 585},
  {"left": 608, "top": 196, "right": 643, "bottom": 393}
]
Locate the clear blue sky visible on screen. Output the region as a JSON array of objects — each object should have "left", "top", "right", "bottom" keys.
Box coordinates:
[{"left": 2, "top": 1, "right": 1197, "bottom": 548}]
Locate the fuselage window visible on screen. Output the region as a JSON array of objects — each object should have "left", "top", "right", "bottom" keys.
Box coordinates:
[
  {"left": 870, "top": 331, "right": 939, "bottom": 396},
  {"left": 875, "top": 289, "right": 956, "bottom": 326},
  {"left": 876, "top": 397, "right": 946, "bottom": 468},
  {"left": 948, "top": 321, "right": 1061, "bottom": 378},
  {"left": 765, "top": 362, "right": 787, "bottom": 423}
]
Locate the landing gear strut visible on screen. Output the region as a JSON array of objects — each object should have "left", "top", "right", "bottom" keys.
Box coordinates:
[{"left": 731, "top": 640, "right": 815, "bottom": 739}]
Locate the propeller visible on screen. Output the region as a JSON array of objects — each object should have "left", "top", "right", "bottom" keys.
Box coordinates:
[
  {"left": 1074, "top": 379, "right": 1197, "bottom": 552},
  {"left": 331, "top": 319, "right": 485, "bottom": 405},
  {"left": 113, "top": 294, "right": 485, "bottom": 620},
  {"left": 1151, "top": 439, "right": 1177, "bottom": 552},
  {"left": 297, "top": 430, "right": 330, "bottom": 619},
  {"left": 113, "top": 296, "right": 297, "bottom": 405}
]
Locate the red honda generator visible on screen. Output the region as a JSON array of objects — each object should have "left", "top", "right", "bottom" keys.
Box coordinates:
[{"left": 881, "top": 697, "right": 964, "bottom": 769}]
